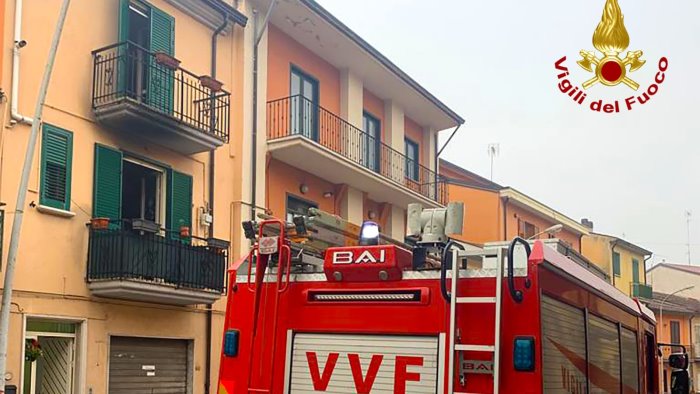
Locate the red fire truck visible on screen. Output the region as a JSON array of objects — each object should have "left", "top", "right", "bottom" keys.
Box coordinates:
[{"left": 217, "top": 207, "right": 688, "bottom": 393}]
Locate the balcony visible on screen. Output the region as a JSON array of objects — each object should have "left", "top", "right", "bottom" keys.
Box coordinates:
[
  {"left": 87, "top": 220, "right": 228, "bottom": 305},
  {"left": 266, "top": 96, "right": 447, "bottom": 207},
  {"left": 631, "top": 282, "right": 653, "bottom": 299},
  {"left": 92, "top": 42, "right": 230, "bottom": 155}
]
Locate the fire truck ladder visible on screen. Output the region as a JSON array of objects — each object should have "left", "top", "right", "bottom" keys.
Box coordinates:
[
  {"left": 448, "top": 247, "right": 505, "bottom": 394},
  {"left": 245, "top": 219, "right": 292, "bottom": 394}
]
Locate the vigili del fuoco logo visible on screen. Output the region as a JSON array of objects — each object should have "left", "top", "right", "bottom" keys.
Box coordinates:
[{"left": 555, "top": 0, "right": 668, "bottom": 113}]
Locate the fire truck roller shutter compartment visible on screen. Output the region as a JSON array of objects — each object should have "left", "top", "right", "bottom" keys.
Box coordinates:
[
  {"left": 542, "top": 296, "right": 588, "bottom": 393},
  {"left": 288, "top": 333, "right": 440, "bottom": 393}
]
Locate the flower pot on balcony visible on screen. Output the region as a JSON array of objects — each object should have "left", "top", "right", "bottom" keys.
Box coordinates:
[
  {"left": 179, "top": 226, "right": 191, "bottom": 238},
  {"left": 91, "top": 217, "right": 110, "bottom": 230},
  {"left": 199, "top": 75, "right": 223, "bottom": 92},
  {"left": 154, "top": 52, "right": 181, "bottom": 70},
  {"left": 131, "top": 219, "right": 160, "bottom": 234}
]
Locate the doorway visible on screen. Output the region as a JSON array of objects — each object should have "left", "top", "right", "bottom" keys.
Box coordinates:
[
  {"left": 23, "top": 321, "right": 78, "bottom": 394},
  {"left": 290, "top": 67, "right": 319, "bottom": 140}
]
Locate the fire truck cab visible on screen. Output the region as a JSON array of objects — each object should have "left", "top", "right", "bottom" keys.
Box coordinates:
[{"left": 217, "top": 206, "right": 683, "bottom": 393}]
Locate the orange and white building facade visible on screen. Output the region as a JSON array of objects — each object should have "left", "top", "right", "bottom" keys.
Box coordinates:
[{"left": 250, "top": 0, "right": 464, "bottom": 243}]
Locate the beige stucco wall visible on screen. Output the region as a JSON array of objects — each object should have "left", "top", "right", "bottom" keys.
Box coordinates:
[
  {"left": 0, "top": 0, "right": 248, "bottom": 392},
  {"left": 647, "top": 266, "right": 700, "bottom": 300}
]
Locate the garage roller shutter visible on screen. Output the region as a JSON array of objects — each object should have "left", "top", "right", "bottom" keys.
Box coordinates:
[{"left": 109, "top": 337, "right": 189, "bottom": 394}]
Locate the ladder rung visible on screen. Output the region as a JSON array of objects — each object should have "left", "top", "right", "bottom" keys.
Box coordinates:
[
  {"left": 455, "top": 344, "right": 495, "bottom": 352},
  {"left": 456, "top": 296, "right": 497, "bottom": 304}
]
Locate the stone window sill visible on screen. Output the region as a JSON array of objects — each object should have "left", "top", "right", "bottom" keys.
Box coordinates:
[{"left": 37, "top": 204, "right": 76, "bottom": 218}]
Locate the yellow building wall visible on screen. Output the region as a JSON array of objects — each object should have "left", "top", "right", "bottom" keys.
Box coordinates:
[
  {"left": 582, "top": 234, "right": 647, "bottom": 295},
  {"left": 0, "top": 0, "right": 246, "bottom": 392}
]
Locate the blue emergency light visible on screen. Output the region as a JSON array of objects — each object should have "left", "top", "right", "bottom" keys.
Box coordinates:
[{"left": 513, "top": 336, "right": 535, "bottom": 371}]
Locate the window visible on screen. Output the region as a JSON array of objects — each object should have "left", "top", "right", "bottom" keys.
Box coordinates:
[
  {"left": 613, "top": 252, "right": 621, "bottom": 277},
  {"left": 632, "top": 258, "right": 640, "bottom": 284},
  {"left": 286, "top": 195, "right": 317, "bottom": 223},
  {"left": 290, "top": 67, "right": 319, "bottom": 140},
  {"left": 670, "top": 320, "right": 681, "bottom": 345},
  {"left": 93, "top": 144, "right": 192, "bottom": 235},
  {"left": 362, "top": 112, "right": 381, "bottom": 172},
  {"left": 121, "top": 159, "right": 165, "bottom": 223},
  {"left": 405, "top": 138, "right": 419, "bottom": 181},
  {"left": 40, "top": 124, "right": 73, "bottom": 211},
  {"left": 518, "top": 219, "right": 539, "bottom": 239}
]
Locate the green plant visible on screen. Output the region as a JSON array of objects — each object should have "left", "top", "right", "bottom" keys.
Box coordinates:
[{"left": 25, "top": 339, "right": 43, "bottom": 362}]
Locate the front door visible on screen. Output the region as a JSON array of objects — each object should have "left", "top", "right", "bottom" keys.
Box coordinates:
[
  {"left": 290, "top": 68, "right": 319, "bottom": 140},
  {"left": 24, "top": 336, "right": 75, "bottom": 394}
]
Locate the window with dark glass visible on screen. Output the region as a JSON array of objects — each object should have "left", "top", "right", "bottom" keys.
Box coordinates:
[
  {"left": 286, "top": 195, "right": 318, "bottom": 223},
  {"left": 670, "top": 321, "right": 681, "bottom": 345},
  {"left": 405, "top": 138, "right": 419, "bottom": 181},
  {"left": 362, "top": 112, "right": 381, "bottom": 172},
  {"left": 290, "top": 67, "right": 319, "bottom": 140}
]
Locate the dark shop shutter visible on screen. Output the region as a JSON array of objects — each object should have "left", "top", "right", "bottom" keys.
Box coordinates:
[
  {"left": 148, "top": 6, "right": 175, "bottom": 113},
  {"left": 40, "top": 124, "right": 73, "bottom": 210},
  {"left": 167, "top": 170, "right": 192, "bottom": 240},
  {"left": 108, "top": 336, "right": 189, "bottom": 394},
  {"left": 93, "top": 144, "right": 122, "bottom": 221}
]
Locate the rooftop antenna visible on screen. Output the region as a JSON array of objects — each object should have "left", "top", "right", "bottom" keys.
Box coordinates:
[
  {"left": 686, "top": 210, "right": 692, "bottom": 265},
  {"left": 487, "top": 143, "right": 500, "bottom": 181}
]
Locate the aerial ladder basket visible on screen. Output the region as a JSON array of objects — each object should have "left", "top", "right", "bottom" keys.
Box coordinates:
[{"left": 245, "top": 219, "right": 292, "bottom": 393}]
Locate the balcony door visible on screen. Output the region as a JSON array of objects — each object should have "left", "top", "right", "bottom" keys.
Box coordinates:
[
  {"left": 118, "top": 0, "right": 175, "bottom": 114},
  {"left": 290, "top": 68, "right": 319, "bottom": 141},
  {"left": 362, "top": 112, "right": 381, "bottom": 172}
]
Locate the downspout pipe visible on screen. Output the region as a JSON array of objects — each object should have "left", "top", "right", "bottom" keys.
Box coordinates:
[
  {"left": 437, "top": 124, "right": 462, "bottom": 158},
  {"left": 204, "top": 10, "right": 229, "bottom": 394},
  {"left": 644, "top": 254, "right": 652, "bottom": 285},
  {"left": 11, "top": 0, "right": 33, "bottom": 125},
  {"left": 250, "top": 0, "right": 277, "bottom": 220},
  {"left": 502, "top": 196, "right": 509, "bottom": 240}
]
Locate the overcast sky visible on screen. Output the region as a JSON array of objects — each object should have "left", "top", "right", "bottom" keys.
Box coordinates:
[{"left": 317, "top": 0, "right": 700, "bottom": 267}]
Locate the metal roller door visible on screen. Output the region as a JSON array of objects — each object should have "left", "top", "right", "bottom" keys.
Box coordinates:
[
  {"left": 541, "top": 295, "right": 588, "bottom": 393},
  {"left": 588, "top": 315, "right": 621, "bottom": 394},
  {"left": 288, "top": 333, "right": 440, "bottom": 393},
  {"left": 109, "top": 337, "right": 190, "bottom": 394}
]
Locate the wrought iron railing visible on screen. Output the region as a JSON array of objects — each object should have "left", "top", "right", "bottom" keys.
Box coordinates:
[
  {"left": 92, "top": 41, "right": 230, "bottom": 142},
  {"left": 267, "top": 95, "right": 447, "bottom": 204},
  {"left": 87, "top": 220, "right": 228, "bottom": 293}
]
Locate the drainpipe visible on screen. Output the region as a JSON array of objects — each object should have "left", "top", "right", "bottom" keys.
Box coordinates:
[
  {"left": 10, "top": 0, "right": 33, "bottom": 125},
  {"left": 502, "top": 196, "right": 509, "bottom": 240},
  {"left": 250, "top": 0, "right": 276, "bottom": 221},
  {"left": 644, "top": 254, "right": 652, "bottom": 285},
  {"left": 204, "top": 10, "right": 229, "bottom": 394}
]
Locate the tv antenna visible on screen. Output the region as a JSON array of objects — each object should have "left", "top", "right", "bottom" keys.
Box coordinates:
[
  {"left": 686, "top": 210, "right": 692, "bottom": 265},
  {"left": 487, "top": 143, "right": 499, "bottom": 181}
]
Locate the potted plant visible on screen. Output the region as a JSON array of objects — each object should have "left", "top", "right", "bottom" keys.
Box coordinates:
[
  {"left": 199, "top": 75, "right": 223, "bottom": 92},
  {"left": 90, "top": 217, "right": 110, "bottom": 230},
  {"left": 25, "top": 339, "right": 43, "bottom": 362},
  {"left": 131, "top": 219, "right": 160, "bottom": 234},
  {"left": 154, "top": 52, "right": 180, "bottom": 70}
]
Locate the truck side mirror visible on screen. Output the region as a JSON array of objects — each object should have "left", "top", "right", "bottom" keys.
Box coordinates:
[
  {"left": 671, "top": 370, "right": 690, "bottom": 394},
  {"left": 669, "top": 353, "right": 689, "bottom": 370}
]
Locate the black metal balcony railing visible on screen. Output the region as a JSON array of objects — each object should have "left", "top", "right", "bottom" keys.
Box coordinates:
[
  {"left": 92, "top": 41, "right": 230, "bottom": 142},
  {"left": 267, "top": 95, "right": 448, "bottom": 204},
  {"left": 87, "top": 220, "right": 227, "bottom": 293}
]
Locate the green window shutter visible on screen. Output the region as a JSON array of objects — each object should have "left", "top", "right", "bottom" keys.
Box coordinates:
[
  {"left": 167, "top": 170, "right": 192, "bottom": 240},
  {"left": 93, "top": 144, "right": 123, "bottom": 222},
  {"left": 632, "top": 259, "right": 640, "bottom": 284},
  {"left": 612, "top": 252, "right": 621, "bottom": 277},
  {"left": 40, "top": 124, "right": 73, "bottom": 210},
  {"left": 148, "top": 6, "right": 175, "bottom": 113},
  {"left": 118, "top": 0, "right": 130, "bottom": 43}
]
